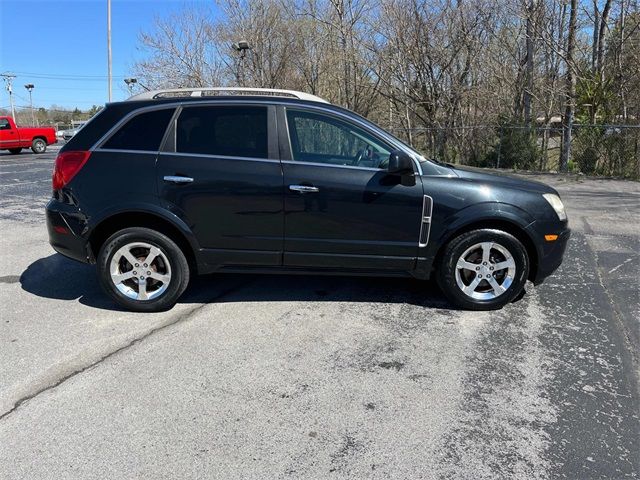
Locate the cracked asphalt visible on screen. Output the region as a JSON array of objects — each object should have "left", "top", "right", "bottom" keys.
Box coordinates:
[{"left": 0, "top": 149, "right": 638, "bottom": 479}]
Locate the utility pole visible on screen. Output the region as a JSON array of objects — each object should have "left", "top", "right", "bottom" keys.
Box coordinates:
[
  {"left": 1, "top": 73, "right": 16, "bottom": 120},
  {"left": 25, "top": 84, "right": 35, "bottom": 125},
  {"left": 560, "top": 0, "right": 577, "bottom": 173},
  {"left": 523, "top": 0, "right": 536, "bottom": 128},
  {"left": 107, "top": 0, "right": 112, "bottom": 102}
]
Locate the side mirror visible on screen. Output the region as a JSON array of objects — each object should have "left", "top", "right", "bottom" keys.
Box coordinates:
[{"left": 388, "top": 150, "right": 414, "bottom": 175}]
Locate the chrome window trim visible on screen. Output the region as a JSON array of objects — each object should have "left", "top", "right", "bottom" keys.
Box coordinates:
[
  {"left": 95, "top": 148, "right": 161, "bottom": 155},
  {"left": 172, "top": 103, "right": 274, "bottom": 160},
  {"left": 163, "top": 150, "right": 280, "bottom": 164},
  {"left": 91, "top": 100, "right": 270, "bottom": 152},
  {"left": 90, "top": 99, "right": 424, "bottom": 176},
  {"left": 91, "top": 104, "right": 178, "bottom": 151},
  {"left": 282, "top": 106, "right": 390, "bottom": 172},
  {"left": 281, "top": 103, "right": 423, "bottom": 175},
  {"left": 280, "top": 159, "right": 380, "bottom": 172}
]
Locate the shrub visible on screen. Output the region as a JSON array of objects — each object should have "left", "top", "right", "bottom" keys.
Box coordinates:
[{"left": 484, "top": 127, "right": 542, "bottom": 170}]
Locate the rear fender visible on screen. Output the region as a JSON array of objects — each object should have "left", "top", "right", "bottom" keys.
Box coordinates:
[{"left": 86, "top": 202, "right": 202, "bottom": 265}]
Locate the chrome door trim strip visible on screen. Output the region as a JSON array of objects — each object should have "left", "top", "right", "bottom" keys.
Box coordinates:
[
  {"left": 94, "top": 148, "right": 279, "bottom": 164},
  {"left": 94, "top": 148, "right": 160, "bottom": 155},
  {"left": 164, "top": 151, "right": 280, "bottom": 163},
  {"left": 280, "top": 159, "right": 381, "bottom": 172}
]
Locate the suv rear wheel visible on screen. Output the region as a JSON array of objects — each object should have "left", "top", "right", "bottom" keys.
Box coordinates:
[
  {"left": 97, "top": 227, "right": 190, "bottom": 312},
  {"left": 437, "top": 229, "right": 529, "bottom": 310}
]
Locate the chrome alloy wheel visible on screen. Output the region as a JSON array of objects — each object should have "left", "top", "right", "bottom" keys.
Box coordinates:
[
  {"left": 33, "top": 140, "right": 46, "bottom": 153},
  {"left": 109, "top": 242, "right": 172, "bottom": 301},
  {"left": 454, "top": 241, "right": 516, "bottom": 300}
]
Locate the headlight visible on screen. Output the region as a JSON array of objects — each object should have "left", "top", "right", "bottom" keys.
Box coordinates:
[{"left": 543, "top": 193, "right": 567, "bottom": 221}]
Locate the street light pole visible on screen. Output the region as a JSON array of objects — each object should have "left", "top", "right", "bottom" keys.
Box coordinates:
[
  {"left": 124, "top": 78, "right": 137, "bottom": 95},
  {"left": 107, "top": 0, "right": 112, "bottom": 102},
  {"left": 24, "top": 84, "right": 35, "bottom": 126},
  {"left": 124, "top": 78, "right": 150, "bottom": 96},
  {"left": 233, "top": 40, "right": 251, "bottom": 87}
]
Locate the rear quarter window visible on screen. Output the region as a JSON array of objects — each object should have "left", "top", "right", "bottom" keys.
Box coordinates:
[
  {"left": 62, "top": 103, "right": 145, "bottom": 151},
  {"left": 102, "top": 108, "right": 175, "bottom": 151}
]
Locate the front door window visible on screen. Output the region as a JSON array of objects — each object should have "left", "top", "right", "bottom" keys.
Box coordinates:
[{"left": 286, "top": 109, "right": 391, "bottom": 169}]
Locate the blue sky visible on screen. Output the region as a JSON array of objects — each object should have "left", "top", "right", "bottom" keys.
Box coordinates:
[{"left": 0, "top": 0, "right": 210, "bottom": 110}]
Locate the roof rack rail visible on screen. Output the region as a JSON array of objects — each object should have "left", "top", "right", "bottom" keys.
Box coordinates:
[{"left": 127, "top": 87, "right": 329, "bottom": 104}]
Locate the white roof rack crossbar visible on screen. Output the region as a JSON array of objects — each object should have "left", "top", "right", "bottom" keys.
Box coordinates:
[{"left": 127, "top": 87, "right": 328, "bottom": 104}]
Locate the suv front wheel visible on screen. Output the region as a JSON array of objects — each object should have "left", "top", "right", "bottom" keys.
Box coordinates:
[
  {"left": 97, "top": 227, "right": 190, "bottom": 312},
  {"left": 437, "top": 229, "right": 529, "bottom": 310}
]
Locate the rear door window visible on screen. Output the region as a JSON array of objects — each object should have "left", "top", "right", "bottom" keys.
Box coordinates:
[
  {"left": 102, "top": 108, "right": 174, "bottom": 151},
  {"left": 176, "top": 106, "right": 268, "bottom": 159},
  {"left": 0, "top": 118, "right": 11, "bottom": 130}
]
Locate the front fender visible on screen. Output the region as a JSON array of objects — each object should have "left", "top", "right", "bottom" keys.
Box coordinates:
[
  {"left": 415, "top": 202, "right": 537, "bottom": 278},
  {"left": 432, "top": 201, "right": 535, "bottom": 247}
]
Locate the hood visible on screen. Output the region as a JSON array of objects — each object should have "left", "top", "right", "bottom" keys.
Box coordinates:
[{"left": 448, "top": 165, "right": 557, "bottom": 194}]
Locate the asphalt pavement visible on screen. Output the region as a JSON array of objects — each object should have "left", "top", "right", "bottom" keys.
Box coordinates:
[{"left": 0, "top": 148, "right": 638, "bottom": 479}]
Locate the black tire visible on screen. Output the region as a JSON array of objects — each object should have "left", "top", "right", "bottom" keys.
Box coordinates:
[
  {"left": 97, "top": 227, "right": 190, "bottom": 312},
  {"left": 436, "top": 229, "right": 529, "bottom": 310},
  {"left": 9, "top": 148, "right": 22, "bottom": 154},
  {"left": 31, "top": 138, "right": 46, "bottom": 154}
]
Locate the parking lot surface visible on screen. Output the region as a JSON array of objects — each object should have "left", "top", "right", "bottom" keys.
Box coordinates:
[{"left": 0, "top": 148, "right": 638, "bottom": 479}]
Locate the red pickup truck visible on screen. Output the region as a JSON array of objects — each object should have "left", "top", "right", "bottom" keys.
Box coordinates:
[{"left": 0, "top": 116, "right": 57, "bottom": 154}]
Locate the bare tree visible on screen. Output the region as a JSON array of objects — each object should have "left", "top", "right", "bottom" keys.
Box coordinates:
[
  {"left": 134, "top": 6, "right": 224, "bottom": 88},
  {"left": 129, "top": 0, "right": 639, "bottom": 177}
]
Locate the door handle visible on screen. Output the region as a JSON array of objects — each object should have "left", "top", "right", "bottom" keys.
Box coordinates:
[
  {"left": 164, "top": 175, "right": 194, "bottom": 184},
  {"left": 289, "top": 185, "right": 319, "bottom": 193}
]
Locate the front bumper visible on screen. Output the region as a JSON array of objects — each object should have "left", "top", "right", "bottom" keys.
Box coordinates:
[
  {"left": 46, "top": 200, "right": 92, "bottom": 264},
  {"left": 527, "top": 223, "right": 571, "bottom": 285}
]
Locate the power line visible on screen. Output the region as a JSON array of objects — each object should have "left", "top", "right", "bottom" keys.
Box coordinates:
[
  {"left": 8, "top": 76, "right": 115, "bottom": 83},
  {"left": 5, "top": 104, "right": 100, "bottom": 114},
  {"left": 27, "top": 86, "right": 107, "bottom": 92},
  {"left": 11, "top": 70, "right": 127, "bottom": 79}
]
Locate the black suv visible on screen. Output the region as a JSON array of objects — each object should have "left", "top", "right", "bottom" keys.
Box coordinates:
[{"left": 46, "top": 88, "right": 570, "bottom": 312}]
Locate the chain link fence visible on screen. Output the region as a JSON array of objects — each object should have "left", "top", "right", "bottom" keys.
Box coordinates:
[{"left": 390, "top": 124, "right": 640, "bottom": 179}]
